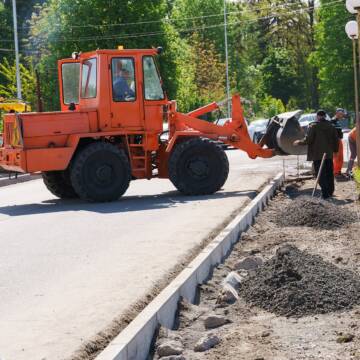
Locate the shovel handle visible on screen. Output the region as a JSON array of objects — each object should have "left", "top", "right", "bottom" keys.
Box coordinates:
[{"left": 312, "top": 153, "right": 327, "bottom": 197}]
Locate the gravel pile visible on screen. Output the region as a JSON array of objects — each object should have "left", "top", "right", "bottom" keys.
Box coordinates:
[
  {"left": 275, "top": 195, "right": 356, "bottom": 229},
  {"left": 240, "top": 245, "right": 360, "bottom": 317}
]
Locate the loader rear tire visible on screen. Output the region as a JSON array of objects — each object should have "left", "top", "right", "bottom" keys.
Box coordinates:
[
  {"left": 168, "top": 138, "right": 229, "bottom": 195},
  {"left": 42, "top": 170, "right": 78, "bottom": 199},
  {"left": 70, "top": 142, "right": 131, "bottom": 202}
]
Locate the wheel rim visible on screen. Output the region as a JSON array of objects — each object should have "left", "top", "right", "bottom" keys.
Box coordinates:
[
  {"left": 186, "top": 156, "right": 210, "bottom": 180},
  {"left": 95, "top": 164, "right": 113, "bottom": 184},
  {"left": 88, "top": 161, "right": 116, "bottom": 187}
]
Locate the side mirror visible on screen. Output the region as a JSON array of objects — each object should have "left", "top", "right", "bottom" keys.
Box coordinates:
[{"left": 68, "top": 102, "right": 76, "bottom": 111}]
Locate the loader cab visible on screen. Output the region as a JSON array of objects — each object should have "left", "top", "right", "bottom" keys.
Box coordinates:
[{"left": 59, "top": 49, "right": 168, "bottom": 134}]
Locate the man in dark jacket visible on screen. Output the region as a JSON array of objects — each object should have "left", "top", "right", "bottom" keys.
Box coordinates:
[{"left": 294, "top": 110, "right": 339, "bottom": 199}]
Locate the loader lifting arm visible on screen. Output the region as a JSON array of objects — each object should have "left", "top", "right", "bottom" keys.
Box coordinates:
[{"left": 167, "top": 94, "right": 274, "bottom": 159}]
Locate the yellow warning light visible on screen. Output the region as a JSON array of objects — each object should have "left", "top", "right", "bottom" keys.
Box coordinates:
[{"left": 117, "top": 45, "right": 124, "bottom": 50}]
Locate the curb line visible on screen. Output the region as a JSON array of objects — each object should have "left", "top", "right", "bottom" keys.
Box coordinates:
[{"left": 95, "top": 172, "right": 285, "bottom": 360}]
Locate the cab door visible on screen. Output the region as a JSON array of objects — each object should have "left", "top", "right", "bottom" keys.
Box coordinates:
[
  {"left": 142, "top": 56, "right": 167, "bottom": 134},
  {"left": 109, "top": 56, "right": 143, "bottom": 129},
  {"left": 58, "top": 58, "right": 80, "bottom": 111}
]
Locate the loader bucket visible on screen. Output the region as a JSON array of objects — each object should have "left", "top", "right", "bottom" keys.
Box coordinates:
[{"left": 262, "top": 110, "right": 307, "bottom": 155}]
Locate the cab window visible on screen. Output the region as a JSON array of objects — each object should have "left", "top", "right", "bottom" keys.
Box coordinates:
[
  {"left": 111, "top": 58, "right": 136, "bottom": 102},
  {"left": 81, "top": 58, "right": 97, "bottom": 98},
  {"left": 62, "top": 62, "right": 80, "bottom": 104},
  {"left": 143, "top": 56, "right": 164, "bottom": 101}
]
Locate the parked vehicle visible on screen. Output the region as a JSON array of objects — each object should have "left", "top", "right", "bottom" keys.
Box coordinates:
[
  {"left": 299, "top": 113, "right": 331, "bottom": 133},
  {"left": 248, "top": 119, "right": 269, "bottom": 143}
]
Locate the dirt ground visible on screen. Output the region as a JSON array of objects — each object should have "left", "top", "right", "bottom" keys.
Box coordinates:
[{"left": 153, "top": 179, "right": 360, "bottom": 360}]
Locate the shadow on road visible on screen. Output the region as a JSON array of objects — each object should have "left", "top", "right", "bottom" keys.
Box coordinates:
[{"left": 0, "top": 189, "right": 258, "bottom": 217}]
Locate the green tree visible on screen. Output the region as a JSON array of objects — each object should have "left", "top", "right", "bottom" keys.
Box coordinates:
[
  {"left": 0, "top": 57, "right": 36, "bottom": 106},
  {"left": 251, "top": 0, "right": 318, "bottom": 109},
  {"left": 260, "top": 95, "right": 285, "bottom": 117},
  {"left": 26, "top": 0, "right": 177, "bottom": 111},
  {"left": 261, "top": 47, "right": 298, "bottom": 105},
  {"left": 189, "top": 34, "right": 226, "bottom": 107},
  {"left": 311, "top": 0, "right": 354, "bottom": 110}
]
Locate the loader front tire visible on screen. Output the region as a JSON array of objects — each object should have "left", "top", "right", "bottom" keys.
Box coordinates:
[
  {"left": 168, "top": 138, "right": 229, "bottom": 195},
  {"left": 70, "top": 142, "right": 131, "bottom": 202},
  {"left": 42, "top": 170, "right": 78, "bottom": 199}
]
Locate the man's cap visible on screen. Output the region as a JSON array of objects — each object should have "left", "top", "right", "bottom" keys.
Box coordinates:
[
  {"left": 336, "top": 108, "right": 345, "bottom": 113},
  {"left": 316, "top": 109, "right": 326, "bottom": 116}
]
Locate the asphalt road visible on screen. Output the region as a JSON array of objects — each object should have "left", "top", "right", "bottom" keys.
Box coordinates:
[{"left": 0, "top": 151, "right": 301, "bottom": 360}]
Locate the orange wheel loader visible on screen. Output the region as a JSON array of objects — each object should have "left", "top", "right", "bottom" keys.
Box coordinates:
[{"left": 0, "top": 47, "right": 307, "bottom": 202}]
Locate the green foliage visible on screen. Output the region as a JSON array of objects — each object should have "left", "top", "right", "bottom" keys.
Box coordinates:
[
  {"left": 26, "top": 0, "right": 175, "bottom": 110},
  {"left": 311, "top": 0, "right": 354, "bottom": 110},
  {"left": 260, "top": 95, "right": 286, "bottom": 118},
  {"left": 188, "top": 34, "right": 226, "bottom": 107},
  {"left": 0, "top": 57, "right": 36, "bottom": 106},
  {"left": 0, "top": 0, "right": 353, "bottom": 120},
  {"left": 261, "top": 47, "right": 298, "bottom": 105},
  {"left": 353, "top": 166, "right": 360, "bottom": 198}
]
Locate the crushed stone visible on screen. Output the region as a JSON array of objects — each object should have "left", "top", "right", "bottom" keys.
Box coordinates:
[
  {"left": 240, "top": 245, "right": 360, "bottom": 317},
  {"left": 275, "top": 195, "right": 357, "bottom": 229}
]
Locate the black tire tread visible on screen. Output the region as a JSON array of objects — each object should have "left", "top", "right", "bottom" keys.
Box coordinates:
[
  {"left": 168, "top": 137, "right": 229, "bottom": 195},
  {"left": 70, "top": 142, "right": 131, "bottom": 202},
  {"left": 42, "top": 170, "right": 77, "bottom": 199}
]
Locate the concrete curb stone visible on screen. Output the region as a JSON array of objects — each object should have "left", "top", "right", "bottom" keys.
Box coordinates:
[{"left": 95, "top": 172, "right": 284, "bottom": 360}]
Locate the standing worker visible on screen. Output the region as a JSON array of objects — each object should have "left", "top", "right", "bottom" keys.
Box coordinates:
[
  {"left": 294, "top": 110, "right": 339, "bottom": 199},
  {"left": 331, "top": 108, "right": 345, "bottom": 177},
  {"left": 346, "top": 127, "right": 357, "bottom": 177}
]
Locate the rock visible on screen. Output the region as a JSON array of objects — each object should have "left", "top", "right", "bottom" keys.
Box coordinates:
[
  {"left": 158, "top": 326, "right": 181, "bottom": 341},
  {"left": 223, "top": 271, "right": 244, "bottom": 289},
  {"left": 157, "top": 340, "right": 184, "bottom": 357},
  {"left": 336, "top": 333, "right": 355, "bottom": 343},
  {"left": 216, "top": 284, "right": 239, "bottom": 305},
  {"left": 335, "top": 256, "right": 343, "bottom": 263},
  {"left": 204, "top": 314, "right": 230, "bottom": 329},
  {"left": 160, "top": 356, "right": 186, "bottom": 360},
  {"left": 250, "top": 248, "right": 261, "bottom": 255},
  {"left": 261, "top": 331, "right": 271, "bottom": 338},
  {"left": 194, "top": 333, "right": 220, "bottom": 352},
  {"left": 234, "top": 256, "right": 263, "bottom": 271},
  {"left": 178, "top": 299, "right": 208, "bottom": 328}
]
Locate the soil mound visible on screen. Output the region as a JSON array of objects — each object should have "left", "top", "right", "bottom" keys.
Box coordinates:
[
  {"left": 275, "top": 195, "right": 356, "bottom": 229},
  {"left": 240, "top": 245, "right": 360, "bottom": 317}
]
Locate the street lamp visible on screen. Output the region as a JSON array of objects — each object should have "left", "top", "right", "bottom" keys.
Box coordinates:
[
  {"left": 346, "top": 0, "right": 360, "bottom": 171},
  {"left": 345, "top": 21, "right": 359, "bottom": 156}
]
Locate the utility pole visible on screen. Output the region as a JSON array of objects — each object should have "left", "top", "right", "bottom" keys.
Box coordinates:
[
  {"left": 12, "top": 0, "right": 22, "bottom": 100},
  {"left": 224, "top": 0, "right": 231, "bottom": 117}
]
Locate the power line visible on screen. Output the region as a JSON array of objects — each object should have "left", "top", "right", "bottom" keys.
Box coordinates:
[
  {"left": 18, "top": 0, "right": 331, "bottom": 32},
  {"left": 0, "top": 0, "right": 342, "bottom": 50},
  {"left": 29, "top": 0, "right": 342, "bottom": 44}
]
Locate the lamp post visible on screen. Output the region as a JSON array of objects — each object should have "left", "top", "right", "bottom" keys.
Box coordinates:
[
  {"left": 345, "top": 21, "right": 359, "bottom": 151},
  {"left": 11, "top": 0, "right": 22, "bottom": 100},
  {"left": 346, "top": 0, "right": 360, "bottom": 169},
  {"left": 224, "top": 0, "right": 231, "bottom": 117}
]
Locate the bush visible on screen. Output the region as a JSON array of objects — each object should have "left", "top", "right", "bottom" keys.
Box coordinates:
[{"left": 260, "top": 96, "right": 285, "bottom": 118}]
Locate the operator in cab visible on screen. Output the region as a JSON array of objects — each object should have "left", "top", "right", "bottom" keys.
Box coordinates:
[
  {"left": 293, "top": 110, "right": 339, "bottom": 199},
  {"left": 113, "top": 61, "right": 135, "bottom": 101}
]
